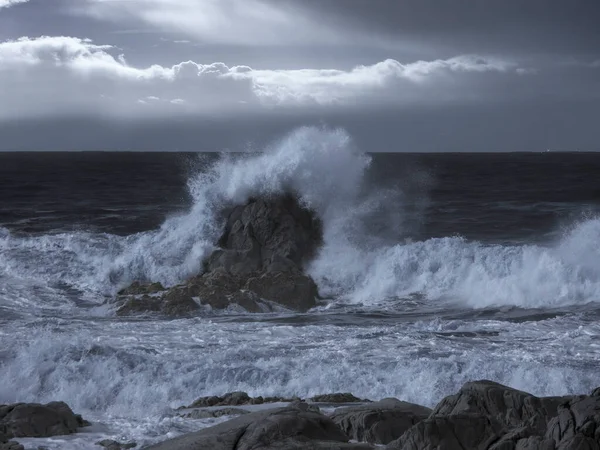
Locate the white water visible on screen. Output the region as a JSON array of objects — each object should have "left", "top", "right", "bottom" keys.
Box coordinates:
[{"left": 1, "top": 127, "right": 600, "bottom": 448}]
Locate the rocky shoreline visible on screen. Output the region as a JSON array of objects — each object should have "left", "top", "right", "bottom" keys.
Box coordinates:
[{"left": 4, "top": 381, "right": 600, "bottom": 449}]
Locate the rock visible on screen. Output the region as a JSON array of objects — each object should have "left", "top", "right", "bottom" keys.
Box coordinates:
[
  {"left": 244, "top": 269, "right": 318, "bottom": 311},
  {"left": 431, "top": 380, "right": 573, "bottom": 433},
  {"left": 145, "top": 405, "right": 365, "bottom": 450},
  {"left": 95, "top": 439, "right": 137, "bottom": 449},
  {"left": 184, "top": 392, "right": 298, "bottom": 409},
  {"left": 0, "top": 402, "right": 89, "bottom": 439},
  {"left": 117, "top": 281, "right": 164, "bottom": 296},
  {"left": 386, "top": 414, "right": 506, "bottom": 450},
  {"left": 545, "top": 395, "right": 600, "bottom": 449},
  {"left": 331, "top": 398, "right": 431, "bottom": 445},
  {"left": 117, "top": 195, "right": 323, "bottom": 316},
  {"left": 210, "top": 194, "right": 323, "bottom": 275},
  {"left": 310, "top": 393, "right": 369, "bottom": 403},
  {"left": 591, "top": 388, "right": 600, "bottom": 397},
  {"left": 184, "top": 408, "right": 250, "bottom": 420},
  {"left": 0, "top": 441, "right": 24, "bottom": 450}
]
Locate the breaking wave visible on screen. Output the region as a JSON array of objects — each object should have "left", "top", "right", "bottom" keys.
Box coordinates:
[{"left": 2, "top": 126, "right": 600, "bottom": 311}]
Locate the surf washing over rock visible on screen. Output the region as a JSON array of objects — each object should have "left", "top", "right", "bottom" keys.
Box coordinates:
[{"left": 1, "top": 127, "right": 600, "bottom": 448}]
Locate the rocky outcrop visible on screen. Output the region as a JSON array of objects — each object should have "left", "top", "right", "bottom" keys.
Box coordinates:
[
  {"left": 117, "top": 195, "right": 323, "bottom": 316},
  {"left": 146, "top": 403, "right": 372, "bottom": 450},
  {"left": 148, "top": 382, "right": 600, "bottom": 450},
  {"left": 0, "top": 401, "right": 89, "bottom": 439},
  {"left": 331, "top": 398, "right": 431, "bottom": 445}
]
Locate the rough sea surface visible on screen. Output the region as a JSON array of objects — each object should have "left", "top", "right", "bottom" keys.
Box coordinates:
[{"left": 1, "top": 127, "right": 600, "bottom": 448}]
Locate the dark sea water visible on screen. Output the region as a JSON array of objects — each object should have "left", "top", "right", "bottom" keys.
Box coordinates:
[{"left": 1, "top": 127, "right": 600, "bottom": 448}]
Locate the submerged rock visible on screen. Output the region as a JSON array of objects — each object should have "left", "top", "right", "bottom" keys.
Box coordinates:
[
  {"left": 0, "top": 401, "right": 89, "bottom": 439},
  {"left": 331, "top": 398, "right": 431, "bottom": 445},
  {"left": 117, "top": 194, "right": 322, "bottom": 315}
]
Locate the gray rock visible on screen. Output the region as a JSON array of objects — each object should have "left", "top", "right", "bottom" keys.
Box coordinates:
[
  {"left": 0, "top": 402, "right": 89, "bottom": 439},
  {"left": 331, "top": 398, "right": 431, "bottom": 445},
  {"left": 545, "top": 395, "right": 600, "bottom": 449},
  {"left": 117, "top": 195, "right": 323, "bottom": 316},
  {"left": 0, "top": 441, "right": 24, "bottom": 450},
  {"left": 386, "top": 414, "right": 506, "bottom": 450},
  {"left": 431, "top": 380, "right": 573, "bottom": 433},
  {"left": 96, "top": 439, "right": 137, "bottom": 449},
  {"left": 311, "top": 393, "right": 369, "bottom": 404},
  {"left": 183, "top": 407, "right": 250, "bottom": 420},
  {"left": 145, "top": 406, "right": 356, "bottom": 450}
]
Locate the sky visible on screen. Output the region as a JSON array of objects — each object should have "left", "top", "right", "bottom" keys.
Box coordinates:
[{"left": 0, "top": 0, "right": 598, "bottom": 151}]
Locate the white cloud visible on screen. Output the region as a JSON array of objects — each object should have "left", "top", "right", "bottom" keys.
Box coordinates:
[
  {"left": 72, "top": 0, "right": 389, "bottom": 47},
  {"left": 0, "top": 0, "right": 28, "bottom": 9},
  {"left": 0, "top": 35, "right": 531, "bottom": 120}
]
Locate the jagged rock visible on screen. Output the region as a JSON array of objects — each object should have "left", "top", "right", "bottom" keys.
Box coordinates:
[
  {"left": 431, "top": 380, "right": 573, "bottom": 433},
  {"left": 145, "top": 405, "right": 368, "bottom": 450},
  {"left": 117, "top": 195, "right": 323, "bottom": 315},
  {"left": 0, "top": 402, "right": 89, "bottom": 439},
  {"left": 95, "top": 439, "right": 137, "bottom": 449},
  {"left": 386, "top": 414, "right": 506, "bottom": 450},
  {"left": 545, "top": 395, "right": 600, "bottom": 450},
  {"left": 331, "top": 398, "right": 431, "bottom": 445},
  {"left": 311, "top": 393, "right": 369, "bottom": 403},
  {"left": 591, "top": 387, "right": 600, "bottom": 397}
]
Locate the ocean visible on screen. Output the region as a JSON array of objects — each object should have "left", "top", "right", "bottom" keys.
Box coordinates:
[{"left": 1, "top": 127, "right": 600, "bottom": 448}]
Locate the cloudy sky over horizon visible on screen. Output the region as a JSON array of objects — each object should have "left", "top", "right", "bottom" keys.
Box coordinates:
[{"left": 0, "top": 0, "right": 599, "bottom": 151}]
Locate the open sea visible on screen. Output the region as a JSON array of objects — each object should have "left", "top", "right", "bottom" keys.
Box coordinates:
[{"left": 1, "top": 127, "right": 600, "bottom": 448}]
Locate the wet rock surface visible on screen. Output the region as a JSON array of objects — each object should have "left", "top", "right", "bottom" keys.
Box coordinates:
[
  {"left": 146, "top": 403, "right": 364, "bottom": 450},
  {"left": 331, "top": 398, "right": 431, "bottom": 445},
  {"left": 96, "top": 439, "right": 138, "bottom": 449},
  {"left": 0, "top": 401, "right": 89, "bottom": 439},
  {"left": 117, "top": 195, "right": 322, "bottom": 316},
  {"left": 150, "top": 381, "right": 600, "bottom": 450}
]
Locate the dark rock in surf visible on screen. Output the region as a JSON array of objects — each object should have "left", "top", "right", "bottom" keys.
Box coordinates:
[
  {"left": 331, "top": 398, "right": 431, "bottom": 445},
  {"left": 145, "top": 404, "right": 373, "bottom": 450},
  {"left": 183, "top": 408, "right": 250, "bottom": 420},
  {"left": 117, "top": 194, "right": 322, "bottom": 316},
  {"left": 0, "top": 402, "right": 89, "bottom": 439}
]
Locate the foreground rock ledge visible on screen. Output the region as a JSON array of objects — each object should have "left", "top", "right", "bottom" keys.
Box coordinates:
[
  {"left": 117, "top": 194, "right": 323, "bottom": 316},
  {"left": 148, "top": 381, "right": 600, "bottom": 450}
]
